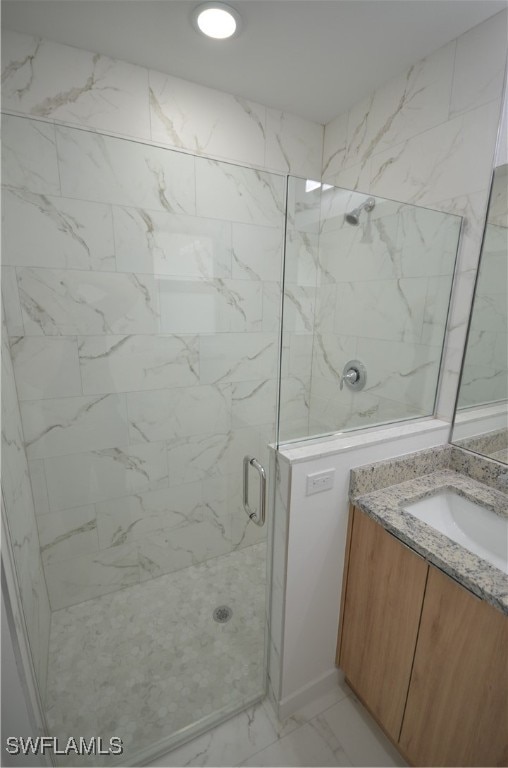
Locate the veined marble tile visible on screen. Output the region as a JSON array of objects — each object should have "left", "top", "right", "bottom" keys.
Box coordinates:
[
  {"left": 345, "top": 42, "right": 455, "bottom": 169},
  {"left": 78, "top": 334, "right": 199, "bottom": 394},
  {"left": 231, "top": 223, "right": 283, "bottom": 282},
  {"left": 21, "top": 393, "right": 129, "bottom": 459},
  {"left": 283, "top": 285, "right": 316, "bottom": 333},
  {"left": 370, "top": 101, "right": 501, "bottom": 206},
  {"left": 322, "top": 160, "right": 372, "bottom": 194},
  {"left": 149, "top": 69, "right": 266, "bottom": 166},
  {"left": 199, "top": 333, "right": 278, "bottom": 384},
  {"left": 95, "top": 481, "right": 204, "bottom": 549},
  {"left": 1, "top": 114, "right": 60, "bottom": 194},
  {"left": 334, "top": 278, "right": 427, "bottom": 343},
  {"left": 458, "top": 364, "right": 507, "bottom": 407},
  {"left": 195, "top": 157, "right": 285, "bottom": 227},
  {"left": 2, "top": 187, "right": 115, "bottom": 271},
  {"left": 468, "top": 292, "right": 507, "bottom": 334},
  {"left": 1, "top": 267, "right": 25, "bottom": 337},
  {"left": 10, "top": 335, "right": 82, "bottom": 400},
  {"left": 265, "top": 109, "right": 324, "bottom": 178},
  {"left": 44, "top": 542, "right": 139, "bottom": 610},
  {"left": 395, "top": 205, "right": 460, "bottom": 278},
  {"left": 56, "top": 125, "right": 195, "bottom": 214},
  {"left": 158, "top": 276, "right": 263, "bottom": 333},
  {"left": 242, "top": 719, "right": 347, "bottom": 766},
  {"left": 231, "top": 379, "right": 277, "bottom": 429},
  {"left": 37, "top": 505, "right": 98, "bottom": 566},
  {"left": 286, "top": 178, "right": 321, "bottom": 234},
  {"left": 136, "top": 480, "right": 232, "bottom": 580},
  {"left": 229, "top": 472, "right": 267, "bottom": 551},
  {"left": 18, "top": 267, "right": 159, "bottom": 336},
  {"left": 113, "top": 206, "right": 232, "bottom": 278},
  {"left": 261, "top": 281, "right": 284, "bottom": 333},
  {"left": 166, "top": 428, "right": 261, "bottom": 486},
  {"left": 421, "top": 276, "right": 454, "bottom": 347},
  {"left": 432, "top": 190, "right": 486, "bottom": 272},
  {"left": 28, "top": 459, "right": 50, "bottom": 516},
  {"left": 285, "top": 230, "right": 320, "bottom": 287},
  {"left": 286, "top": 333, "right": 314, "bottom": 383},
  {"left": 127, "top": 384, "right": 231, "bottom": 443},
  {"left": 43, "top": 441, "right": 169, "bottom": 512},
  {"left": 450, "top": 11, "right": 508, "bottom": 118},
  {"left": 322, "top": 112, "right": 348, "bottom": 182},
  {"left": 357, "top": 337, "right": 441, "bottom": 411},
  {"left": 1, "top": 31, "right": 150, "bottom": 137},
  {"left": 311, "top": 333, "right": 358, "bottom": 384},
  {"left": 278, "top": 376, "right": 311, "bottom": 441}
]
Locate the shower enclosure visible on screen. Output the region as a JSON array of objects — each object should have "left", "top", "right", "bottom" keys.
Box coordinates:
[{"left": 1, "top": 114, "right": 461, "bottom": 766}]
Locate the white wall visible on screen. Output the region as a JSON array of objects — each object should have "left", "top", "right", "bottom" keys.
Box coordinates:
[{"left": 276, "top": 420, "right": 450, "bottom": 716}]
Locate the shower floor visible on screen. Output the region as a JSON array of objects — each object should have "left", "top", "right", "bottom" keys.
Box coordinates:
[{"left": 45, "top": 542, "right": 266, "bottom": 766}]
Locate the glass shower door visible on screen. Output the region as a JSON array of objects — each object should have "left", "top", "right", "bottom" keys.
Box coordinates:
[{"left": 1, "top": 114, "right": 285, "bottom": 764}]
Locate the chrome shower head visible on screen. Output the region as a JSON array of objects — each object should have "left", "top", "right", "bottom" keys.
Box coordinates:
[{"left": 345, "top": 197, "right": 375, "bottom": 226}]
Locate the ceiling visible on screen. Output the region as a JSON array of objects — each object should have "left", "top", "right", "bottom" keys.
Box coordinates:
[{"left": 2, "top": 0, "right": 506, "bottom": 124}]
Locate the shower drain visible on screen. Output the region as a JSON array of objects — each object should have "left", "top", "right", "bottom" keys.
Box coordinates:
[{"left": 213, "top": 605, "right": 233, "bottom": 623}]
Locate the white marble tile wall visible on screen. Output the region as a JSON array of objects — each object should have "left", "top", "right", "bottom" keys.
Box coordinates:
[
  {"left": 1, "top": 29, "right": 324, "bottom": 178},
  {"left": 2, "top": 115, "right": 287, "bottom": 610},
  {"left": 321, "top": 10, "right": 508, "bottom": 422},
  {"left": 1, "top": 317, "right": 51, "bottom": 701},
  {"left": 305, "top": 193, "right": 461, "bottom": 437}
]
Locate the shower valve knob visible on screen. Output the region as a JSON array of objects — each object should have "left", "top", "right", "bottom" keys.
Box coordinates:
[{"left": 340, "top": 360, "right": 367, "bottom": 392}]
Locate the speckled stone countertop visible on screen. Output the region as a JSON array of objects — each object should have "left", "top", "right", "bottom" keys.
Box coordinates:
[{"left": 350, "top": 446, "right": 508, "bottom": 615}]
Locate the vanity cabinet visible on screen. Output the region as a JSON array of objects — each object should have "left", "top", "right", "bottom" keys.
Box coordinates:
[{"left": 338, "top": 505, "right": 508, "bottom": 767}]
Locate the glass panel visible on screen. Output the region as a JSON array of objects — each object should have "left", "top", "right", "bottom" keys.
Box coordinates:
[
  {"left": 1, "top": 114, "right": 285, "bottom": 763},
  {"left": 279, "top": 178, "right": 462, "bottom": 444},
  {"left": 451, "top": 164, "right": 508, "bottom": 463}
]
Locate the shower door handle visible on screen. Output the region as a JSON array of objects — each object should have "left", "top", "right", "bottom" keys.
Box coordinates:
[{"left": 243, "top": 456, "right": 266, "bottom": 527}]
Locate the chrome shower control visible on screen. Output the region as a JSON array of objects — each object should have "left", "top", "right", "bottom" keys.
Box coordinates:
[{"left": 340, "top": 360, "right": 367, "bottom": 391}]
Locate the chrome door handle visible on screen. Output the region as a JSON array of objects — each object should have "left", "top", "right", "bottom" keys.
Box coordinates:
[{"left": 242, "top": 456, "right": 266, "bottom": 527}]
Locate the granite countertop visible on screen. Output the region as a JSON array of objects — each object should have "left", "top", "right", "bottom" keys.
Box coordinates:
[{"left": 349, "top": 446, "right": 508, "bottom": 615}]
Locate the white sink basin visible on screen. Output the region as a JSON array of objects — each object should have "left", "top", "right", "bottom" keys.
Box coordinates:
[{"left": 403, "top": 490, "right": 508, "bottom": 575}]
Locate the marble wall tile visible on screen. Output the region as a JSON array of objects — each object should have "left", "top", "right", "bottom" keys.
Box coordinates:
[
  {"left": 195, "top": 157, "right": 285, "bottom": 227},
  {"left": 231, "top": 379, "right": 277, "bottom": 429},
  {"left": 322, "top": 112, "right": 348, "bottom": 182},
  {"left": 369, "top": 101, "right": 501, "bottom": 206},
  {"left": 18, "top": 268, "right": 159, "bottom": 336},
  {"left": 1, "top": 31, "right": 150, "bottom": 137},
  {"left": 1, "top": 317, "right": 51, "bottom": 698},
  {"left": 28, "top": 459, "right": 50, "bottom": 516},
  {"left": 95, "top": 481, "right": 205, "bottom": 549},
  {"left": 56, "top": 125, "right": 196, "bottom": 214},
  {"left": 10, "top": 336, "right": 82, "bottom": 400},
  {"left": 2, "top": 187, "right": 116, "bottom": 271},
  {"left": 113, "top": 206, "right": 232, "bottom": 278},
  {"left": 21, "top": 393, "right": 129, "bottom": 459},
  {"left": 149, "top": 70, "right": 266, "bottom": 167},
  {"left": 450, "top": 11, "right": 508, "bottom": 118},
  {"left": 283, "top": 285, "right": 316, "bottom": 334},
  {"left": 265, "top": 109, "right": 324, "bottom": 178},
  {"left": 43, "top": 441, "right": 169, "bottom": 511},
  {"left": 166, "top": 428, "right": 259, "bottom": 486},
  {"left": 126, "top": 384, "right": 231, "bottom": 443},
  {"left": 284, "top": 230, "right": 320, "bottom": 287},
  {"left": 1, "top": 267, "right": 25, "bottom": 337},
  {"left": 333, "top": 278, "right": 427, "bottom": 343},
  {"left": 78, "top": 334, "right": 199, "bottom": 394},
  {"left": 344, "top": 42, "right": 455, "bottom": 170},
  {"left": 231, "top": 223, "right": 283, "bottom": 282},
  {"left": 199, "top": 333, "right": 278, "bottom": 384},
  {"left": 158, "top": 276, "right": 263, "bottom": 334},
  {"left": 356, "top": 337, "right": 441, "bottom": 411},
  {"left": 43, "top": 542, "right": 139, "bottom": 610},
  {"left": 2, "top": 114, "right": 60, "bottom": 194},
  {"left": 37, "top": 505, "right": 98, "bottom": 566}
]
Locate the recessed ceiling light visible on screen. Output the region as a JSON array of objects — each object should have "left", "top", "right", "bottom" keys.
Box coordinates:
[{"left": 193, "top": 3, "right": 241, "bottom": 40}]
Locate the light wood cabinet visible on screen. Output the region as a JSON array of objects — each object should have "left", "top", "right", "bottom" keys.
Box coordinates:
[
  {"left": 338, "top": 505, "right": 508, "bottom": 767},
  {"left": 338, "top": 506, "right": 428, "bottom": 742},
  {"left": 400, "top": 566, "right": 508, "bottom": 767}
]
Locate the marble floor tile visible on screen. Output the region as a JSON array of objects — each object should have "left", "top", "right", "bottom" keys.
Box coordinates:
[
  {"left": 241, "top": 720, "right": 349, "bottom": 766},
  {"left": 46, "top": 543, "right": 266, "bottom": 766},
  {"left": 315, "top": 695, "right": 407, "bottom": 767}
]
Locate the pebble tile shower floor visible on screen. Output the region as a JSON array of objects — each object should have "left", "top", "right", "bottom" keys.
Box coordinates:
[{"left": 45, "top": 543, "right": 266, "bottom": 766}]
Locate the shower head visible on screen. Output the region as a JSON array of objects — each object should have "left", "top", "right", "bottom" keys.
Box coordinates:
[{"left": 345, "top": 197, "right": 375, "bottom": 226}]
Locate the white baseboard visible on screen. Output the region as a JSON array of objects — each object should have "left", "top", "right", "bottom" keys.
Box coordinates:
[{"left": 276, "top": 668, "right": 344, "bottom": 721}]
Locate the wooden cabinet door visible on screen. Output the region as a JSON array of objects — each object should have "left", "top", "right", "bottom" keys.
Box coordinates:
[
  {"left": 400, "top": 567, "right": 508, "bottom": 767},
  {"left": 338, "top": 507, "right": 428, "bottom": 742}
]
